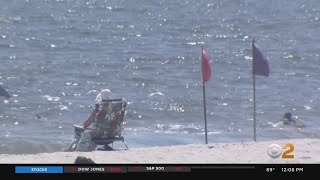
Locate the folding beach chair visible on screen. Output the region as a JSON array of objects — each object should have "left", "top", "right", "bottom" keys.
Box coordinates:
[{"left": 68, "top": 99, "right": 128, "bottom": 151}]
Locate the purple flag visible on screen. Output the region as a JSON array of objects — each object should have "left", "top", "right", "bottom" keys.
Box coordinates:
[
  {"left": 0, "top": 85, "right": 10, "bottom": 100},
  {"left": 252, "top": 42, "right": 270, "bottom": 77}
]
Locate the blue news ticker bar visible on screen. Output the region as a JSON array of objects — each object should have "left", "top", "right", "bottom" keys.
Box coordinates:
[{"left": 15, "top": 166, "right": 63, "bottom": 173}]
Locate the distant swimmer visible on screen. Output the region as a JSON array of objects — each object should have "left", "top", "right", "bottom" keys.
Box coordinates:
[
  {"left": 281, "top": 112, "right": 294, "bottom": 125},
  {"left": 280, "top": 112, "right": 305, "bottom": 128},
  {"left": 36, "top": 114, "right": 41, "bottom": 119}
]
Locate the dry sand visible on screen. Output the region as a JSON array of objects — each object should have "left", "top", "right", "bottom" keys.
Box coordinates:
[{"left": 0, "top": 138, "right": 319, "bottom": 164}]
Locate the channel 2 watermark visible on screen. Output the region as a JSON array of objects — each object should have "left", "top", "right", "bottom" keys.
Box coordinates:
[{"left": 267, "top": 143, "right": 295, "bottom": 159}]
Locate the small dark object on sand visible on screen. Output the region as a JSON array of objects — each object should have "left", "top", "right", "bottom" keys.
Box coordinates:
[
  {"left": 74, "top": 156, "right": 96, "bottom": 164},
  {"left": 97, "top": 144, "right": 114, "bottom": 151}
]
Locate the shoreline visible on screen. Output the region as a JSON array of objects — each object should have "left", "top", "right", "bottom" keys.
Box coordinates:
[{"left": 0, "top": 138, "right": 319, "bottom": 164}]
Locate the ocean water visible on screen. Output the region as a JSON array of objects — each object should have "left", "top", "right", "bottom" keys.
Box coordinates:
[{"left": 0, "top": 0, "right": 319, "bottom": 154}]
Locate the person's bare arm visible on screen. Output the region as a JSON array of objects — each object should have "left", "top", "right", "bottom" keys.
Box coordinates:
[
  {"left": 83, "top": 111, "right": 95, "bottom": 128},
  {"left": 83, "top": 105, "right": 99, "bottom": 128},
  {"left": 109, "top": 102, "right": 126, "bottom": 127}
]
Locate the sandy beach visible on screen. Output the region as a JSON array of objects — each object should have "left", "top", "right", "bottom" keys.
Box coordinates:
[{"left": 0, "top": 138, "right": 319, "bottom": 164}]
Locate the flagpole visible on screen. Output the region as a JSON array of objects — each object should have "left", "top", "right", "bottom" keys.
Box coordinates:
[
  {"left": 203, "top": 81, "right": 208, "bottom": 144},
  {"left": 252, "top": 40, "right": 256, "bottom": 142},
  {"left": 253, "top": 74, "right": 256, "bottom": 141},
  {"left": 201, "top": 46, "right": 208, "bottom": 144}
]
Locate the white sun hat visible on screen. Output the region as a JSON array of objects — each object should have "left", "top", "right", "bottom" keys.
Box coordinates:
[{"left": 95, "top": 89, "right": 112, "bottom": 104}]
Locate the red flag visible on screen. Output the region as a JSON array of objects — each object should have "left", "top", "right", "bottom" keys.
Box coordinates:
[
  {"left": 252, "top": 41, "right": 270, "bottom": 77},
  {"left": 201, "top": 47, "right": 211, "bottom": 82}
]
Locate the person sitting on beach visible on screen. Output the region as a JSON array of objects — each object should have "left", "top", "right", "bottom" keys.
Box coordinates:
[
  {"left": 67, "top": 88, "right": 126, "bottom": 152},
  {"left": 83, "top": 89, "right": 113, "bottom": 129}
]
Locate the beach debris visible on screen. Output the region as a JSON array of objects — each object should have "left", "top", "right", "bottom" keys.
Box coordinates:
[{"left": 74, "top": 156, "right": 96, "bottom": 164}]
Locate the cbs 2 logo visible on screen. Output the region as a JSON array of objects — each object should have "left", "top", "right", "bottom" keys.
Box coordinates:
[{"left": 267, "top": 143, "right": 294, "bottom": 159}]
